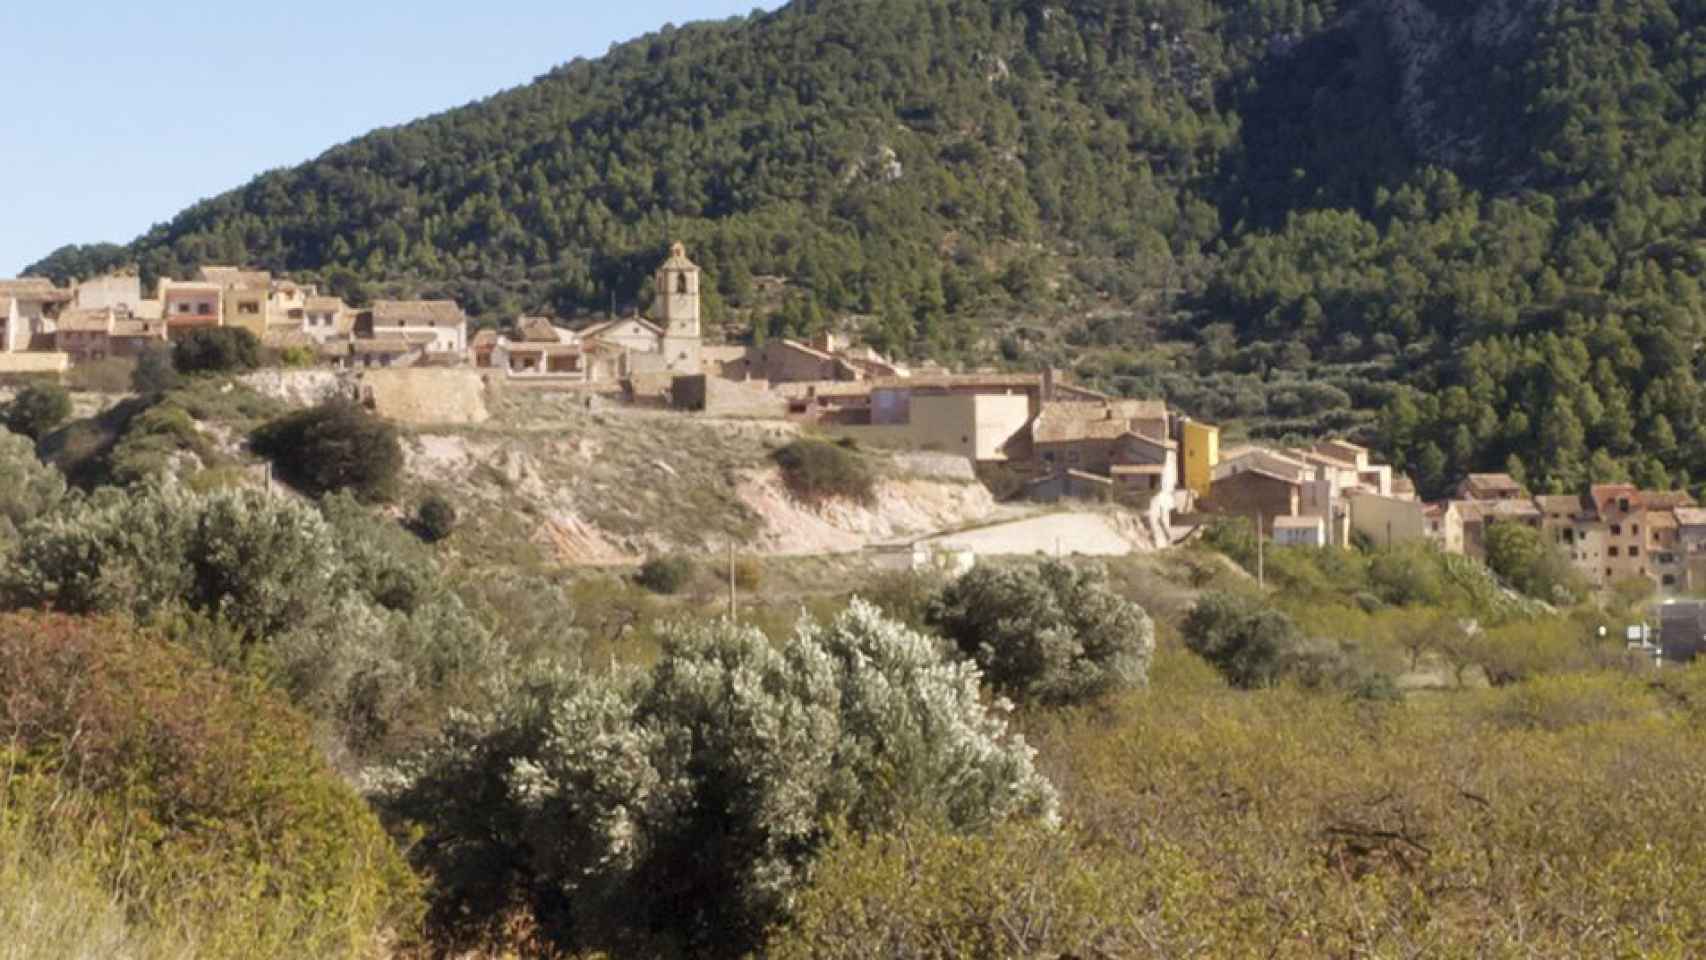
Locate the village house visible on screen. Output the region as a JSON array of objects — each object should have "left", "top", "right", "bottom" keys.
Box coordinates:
[
  {"left": 1441, "top": 477, "right": 1706, "bottom": 593},
  {"left": 73, "top": 273, "right": 157, "bottom": 317},
  {"left": 366, "top": 300, "right": 467, "bottom": 355},
  {"left": 300, "top": 296, "right": 352, "bottom": 343},
  {"left": 0, "top": 278, "right": 72, "bottom": 350},
  {"left": 53, "top": 307, "right": 168, "bottom": 363},
  {"left": 1203, "top": 466, "right": 1303, "bottom": 535},
  {"left": 1456, "top": 473, "right": 1527, "bottom": 501},
  {"left": 158, "top": 280, "right": 223, "bottom": 334}
]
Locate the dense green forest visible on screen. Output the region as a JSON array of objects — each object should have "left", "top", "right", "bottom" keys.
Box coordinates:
[{"left": 29, "top": 0, "right": 1706, "bottom": 493}]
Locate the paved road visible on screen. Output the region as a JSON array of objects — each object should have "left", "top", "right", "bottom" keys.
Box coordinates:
[{"left": 923, "top": 511, "right": 1142, "bottom": 557}]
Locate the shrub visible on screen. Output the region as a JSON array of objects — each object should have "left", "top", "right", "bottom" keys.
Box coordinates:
[
  {"left": 774, "top": 438, "right": 876, "bottom": 504},
  {"left": 172, "top": 327, "right": 260, "bottom": 374},
  {"left": 0, "top": 613, "right": 422, "bottom": 954},
  {"left": 733, "top": 556, "right": 763, "bottom": 591},
  {"left": 1485, "top": 521, "right": 1582, "bottom": 603},
  {"left": 0, "top": 428, "right": 63, "bottom": 541},
  {"left": 2, "top": 483, "right": 498, "bottom": 759},
  {"left": 1182, "top": 590, "right": 1312, "bottom": 688},
  {"left": 926, "top": 560, "right": 1155, "bottom": 705},
  {"left": 636, "top": 553, "right": 696, "bottom": 594},
  {"left": 386, "top": 602, "right": 1055, "bottom": 957},
  {"left": 250, "top": 398, "right": 402, "bottom": 501},
  {"left": 2, "top": 383, "right": 71, "bottom": 440},
  {"left": 131, "top": 342, "right": 180, "bottom": 394},
  {"left": 417, "top": 494, "right": 457, "bottom": 543}
]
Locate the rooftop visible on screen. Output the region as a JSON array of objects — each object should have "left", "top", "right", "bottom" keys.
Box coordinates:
[
  {"left": 305, "top": 296, "right": 346, "bottom": 312},
  {"left": 371, "top": 299, "right": 467, "bottom": 328}
]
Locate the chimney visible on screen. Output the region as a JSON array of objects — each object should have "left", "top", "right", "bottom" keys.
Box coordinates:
[{"left": 1042, "top": 366, "right": 1056, "bottom": 401}]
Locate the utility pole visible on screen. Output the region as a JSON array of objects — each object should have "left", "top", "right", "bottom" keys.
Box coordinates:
[{"left": 728, "top": 541, "right": 738, "bottom": 621}]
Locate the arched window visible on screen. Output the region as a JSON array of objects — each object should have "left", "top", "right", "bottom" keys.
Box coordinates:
[{"left": 676, "top": 272, "right": 689, "bottom": 294}]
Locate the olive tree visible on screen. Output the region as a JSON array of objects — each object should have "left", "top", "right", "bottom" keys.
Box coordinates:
[
  {"left": 387, "top": 601, "right": 1056, "bottom": 956},
  {"left": 926, "top": 560, "right": 1155, "bottom": 704}
]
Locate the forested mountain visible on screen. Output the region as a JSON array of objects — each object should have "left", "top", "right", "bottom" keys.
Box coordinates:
[{"left": 29, "top": 0, "right": 1706, "bottom": 496}]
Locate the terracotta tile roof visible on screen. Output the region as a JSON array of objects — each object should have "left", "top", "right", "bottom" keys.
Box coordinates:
[
  {"left": 1533, "top": 494, "right": 1584, "bottom": 515},
  {"left": 870, "top": 373, "right": 1041, "bottom": 391},
  {"left": 775, "top": 338, "right": 840, "bottom": 363},
  {"left": 1033, "top": 415, "right": 1131, "bottom": 444},
  {"left": 1463, "top": 473, "right": 1526, "bottom": 497},
  {"left": 371, "top": 299, "right": 466, "bottom": 328},
  {"left": 305, "top": 296, "right": 346, "bottom": 312},
  {"left": 1110, "top": 463, "right": 1166, "bottom": 474},
  {"left": 1674, "top": 508, "right": 1706, "bottom": 527},
  {"left": 1449, "top": 500, "right": 1486, "bottom": 522},
  {"left": 1643, "top": 491, "right": 1698, "bottom": 509},
  {"left": 516, "top": 315, "right": 566, "bottom": 342},
  {"left": 469, "top": 329, "right": 499, "bottom": 348},
  {"left": 199, "top": 266, "right": 271, "bottom": 288},
  {"left": 580, "top": 317, "right": 664, "bottom": 339},
  {"left": 1482, "top": 499, "right": 1540, "bottom": 518},
  {"left": 1224, "top": 466, "right": 1304, "bottom": 487},
  {"left": 1648, "top": 510, "right": 1679, "bottom": 529}
]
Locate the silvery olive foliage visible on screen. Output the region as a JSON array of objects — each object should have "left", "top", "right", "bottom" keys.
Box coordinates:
[
  {"left": 388, "top": 600, "right": 1056, "bottom": 956},
  {"left": 927, "top": 560, "right": 1156, "bottom": 705},
  {"left": 0, "top": 427, "right": 65, "bottom": 544},
  {"left": 1, "top": 480, "right": 498, "bottom": 754}
]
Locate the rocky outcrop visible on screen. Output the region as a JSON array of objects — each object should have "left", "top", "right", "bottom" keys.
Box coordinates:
[{"left": 1376, "top": 0, "right": 1553, "bottom": 169}]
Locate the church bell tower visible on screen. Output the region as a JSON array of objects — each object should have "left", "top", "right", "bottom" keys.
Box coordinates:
[{"left": 656, "top": 242, "right": 702, "bottom": 373}]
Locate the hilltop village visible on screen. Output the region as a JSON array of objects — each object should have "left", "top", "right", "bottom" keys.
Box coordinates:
[{"left": 4, "top": 245, "right": 1702, "bottom": 596}]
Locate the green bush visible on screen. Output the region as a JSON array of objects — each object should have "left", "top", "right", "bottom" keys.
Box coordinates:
[
  {"left": 2, "top": 383, "right": 71, "bottom": 440},
  {"left": 417, "top": 494, "right": 458, "bottom": 543},
  {"left": 636, "top": 554, "right": 696, "bottom": 594},
  {"left": 926, "top": 560, "right": 1155, "bottom": 705},
  {"left": 1182, "top": 590, "right": 1317, "bottom": 689},
  {"left": 1485, "top": 520, "right": 1584, "bottom": 604},
  {"left": 172, "top": 327, "right": 260, "bottom": 375},
  {"left": 774, "top": 438, "right": 876, "bottom": 505},
  {"left": 2, "top": 483, "right": 498, "bottom": 759},
  {"left": 0, "top": 613, "right": 422, "bottom": 955},
  {"left": 0, "top": 428, "right": 64, "bottom": 542},
  {"left": 386, "top": 602, "right": 1055, "bottom": 957},
  {"left": 250, "top": 398, "right": 402, "bottom": 501},
  {"left": 131, "top": 343, "right": 180, "bottom": 394}
]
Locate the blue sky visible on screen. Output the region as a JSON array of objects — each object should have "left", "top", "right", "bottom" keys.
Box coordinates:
[{"left": 0, "top": 2, "right": 780, "bottom": 275}]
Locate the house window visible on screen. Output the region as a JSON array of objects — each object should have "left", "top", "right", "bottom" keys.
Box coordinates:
[
  {"left": 1611, "top": 524, "right": 1622, "bottom": 535},
  {"left": 177, "top": 302, "right": 191, "bottom": 314},
  {"left": 1631, "top": 546, "right": 1640, "bottom": 557},
  {"left": 1609, "top": 547, "right": 1619, "bottom": 557},
  {"left": 1664, "top": 575, "right": 1677, "bottom": 586},
  {"left": 1632, "top": 524, "right": 1640, "bottom": 535},
  {"left": 1619, "top": 498, "right": 1630, "bottom": 512},
  {"left": 196, "top": 303, "right": 211, "bottom": 316},
  {"left": 238, "top": 301, "right": 260, "bottom": 315}
]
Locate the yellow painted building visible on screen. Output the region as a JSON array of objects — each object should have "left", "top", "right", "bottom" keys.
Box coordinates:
[{"left": 1181, "top": 420, "right": 1220, "bottom": 498}]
